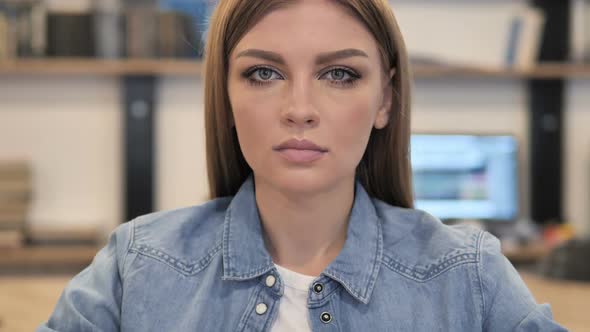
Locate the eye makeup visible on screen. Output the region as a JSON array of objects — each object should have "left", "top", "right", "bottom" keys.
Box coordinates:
[
  {"left": 318, "top": 66, "right": 361, "bottom": 88},
  {"left": 241, "top": 65, "right": 285, "bottom": 87},
  {"left": 240, "top": 65, "right": 362, "bottom": 88}
]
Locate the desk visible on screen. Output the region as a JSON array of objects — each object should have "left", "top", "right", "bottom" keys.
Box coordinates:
[
  {"left": 503, "top": 241, "right": 551, "bottom": 264},
  {"left": 520, "top": 271, "right": 590, "bottom": 331},
  {"left": 0, "top": 272, "right": 587, "bottom": 331},
  {"left": 0, "top": 244, "right": 100, "bottom": 273}
]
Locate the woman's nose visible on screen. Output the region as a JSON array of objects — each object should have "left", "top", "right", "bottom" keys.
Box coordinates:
[{"left": 281, "top": 79, "right": 320, "bottom": 129}]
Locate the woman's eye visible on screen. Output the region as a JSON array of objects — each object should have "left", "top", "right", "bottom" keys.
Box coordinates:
[
  {"left": 243, "top": 67, "right": 283, "bottom": 86},
  {"left": 242, "top": 66, "right": 360, "bottom": 88},
  {"left": 321, "top": 68, "right": 360, "bottom": 87},
  {"left": 324, "top": 68, "right": 350, "bottom": 81},
  {"left": 254, "top": 68, "right": 280, "bottom": 80}
]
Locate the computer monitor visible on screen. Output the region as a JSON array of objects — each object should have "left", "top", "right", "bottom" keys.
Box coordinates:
[{"left": 410, "top": 133, "right": 519, "bottom": 222}]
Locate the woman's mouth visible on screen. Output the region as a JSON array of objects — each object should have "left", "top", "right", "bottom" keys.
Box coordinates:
[{"left": 276, "top": 149, "right": 326, "bottom": 163}]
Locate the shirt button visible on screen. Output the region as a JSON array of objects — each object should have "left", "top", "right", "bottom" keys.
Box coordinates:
[
  {"left": 255, "top": 303, "right": 268, "bottom": 315},
  {"left": 320, "top": 311, "right": 332, "bottom": 323},
  {"left": 313, "top": 282, "right": 324, "bottom": 293},
  {"left": 265, "top": 275, "right": 276, "bottom": 287}
]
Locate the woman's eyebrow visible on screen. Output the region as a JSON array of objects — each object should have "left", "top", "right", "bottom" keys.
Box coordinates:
[{"left": 234, "top": 48, "right": 369, "bottom": 65}]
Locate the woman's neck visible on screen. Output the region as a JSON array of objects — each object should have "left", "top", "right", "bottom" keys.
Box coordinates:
[{"left": 254, "top": 174, "right": 355, "bottom": 276}]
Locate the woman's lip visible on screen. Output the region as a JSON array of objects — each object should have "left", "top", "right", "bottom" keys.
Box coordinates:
[{"left": 276, "top": 149, "right": 326, "bottom": 163}]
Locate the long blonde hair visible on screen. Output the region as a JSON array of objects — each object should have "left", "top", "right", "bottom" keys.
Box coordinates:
[{"left": 204, "top": 0, "right": 414, "bottom": 208}]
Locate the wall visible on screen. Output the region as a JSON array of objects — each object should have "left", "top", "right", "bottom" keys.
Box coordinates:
[
  {"left": 565, "top": 80, "right": 590, "bottom": 235},
  {"left": 0, "top": 0, "right": 588, "bottom": 236},
  {"left": 0, "top": 76, "right": 122, "bottom": 232}
]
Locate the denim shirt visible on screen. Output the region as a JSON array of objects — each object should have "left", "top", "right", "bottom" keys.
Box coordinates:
[{"left": 38, "top": 175, "right": 567, "bottom": 331}]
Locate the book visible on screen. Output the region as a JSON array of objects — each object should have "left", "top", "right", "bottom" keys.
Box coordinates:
[
  {"left": 0, "top": 160, "right": 31, "bottom": 180},
  {"left": 125, "top": 0, "right": 158, "bottom": 8},
  {"left": 0, "top": 202, "right": 28, "bottom": 228},
  {"left": 15, "top": 3, "right": 33, "bottom": 57},
  {"left": 158, "top": 0, "right": 213, "bottom": 58},
  {"left": 0, "top": 0, "right": 46, "bottom": 58},
  {"left": 92, "top": 0, "right": 121, "bottom": 13},
  {"left": 94, "top": 11, "right": 124, "bottom": 58},
  {"left": 29, "top": 0, "right": 47, "bottom": 57},
  {"left": 0, "top": 162, "right": 31, "bottom": 249},
  {"left": 47, "top": 12, "right": 95, "bottom": 57},
  {"left": 44, "top": 0, "right": 94, "bottom": 13},
  {"left": 0, "top": 11, "right": 8, "bottom": 59},
  {"left": 93, "top": 0, "right": 123, "bottom": 59},
  {"left": 0, "top": 200, "right": 28, "bottom": 213},
  {"left": 506, "top": 7, "right": 545, "bottom": 70},
  {"left": 585, "top": 0, "right": 590, "bottom": 62},
  {"left": 0, "top": 220, "right": 26, "bottom": 231},
  {"left": 0, "top": 228, "right": 24, "bottom": 249},
  {"left": 0, "top": 162, "right": 31, "bottom": 220},
  {"left": 157, "top": 11, "right": 197, "bottom": 58},
  {"left": 0, "top": 3, "right": 18, "bottom": 59},
  {"left": 25, "top": 224, "right": 101, "bottom": 245},
  {"left": 390, "top": 3, "right": 545, "bottom": 69},
  {"left": 0, "top": 204, "right": 28, "bottom": 228},
  {"left": 157, "top": 11, "right": 176, "bottom": 57},
  {"left": 0, "top": 178, "right": 32, "bottom": 203},
  {"left": 125, "top": 5, "right": 157, "bottom": 58},
  {"left": 177, "top": 12, "right": 198, "bottom": 58}
]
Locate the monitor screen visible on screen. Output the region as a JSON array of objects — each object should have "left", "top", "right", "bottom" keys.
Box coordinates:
[{"left": 410, "top": 134, "right": 519, "bottom": 222}]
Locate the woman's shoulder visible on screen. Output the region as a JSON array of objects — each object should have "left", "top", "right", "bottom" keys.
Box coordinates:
[
  {"left": 115, "top": 197, "right": 234, "bottom": 271},
  {"left": 373, "top": 199, "right": 487, "bottom": 280},
  {"left": 132, "top": 196, "right": 233, "bottom": 236},
  {"left": 373, "top": 201, "right": 564, "bottom": 330}
]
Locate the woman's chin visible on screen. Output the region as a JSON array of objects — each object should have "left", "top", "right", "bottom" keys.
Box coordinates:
[
  {"left": 262, "top": 170, "right": 341, "bottom": 196},
  {"left": 279, "top": 178, "right": 325, "bottom": 195}
]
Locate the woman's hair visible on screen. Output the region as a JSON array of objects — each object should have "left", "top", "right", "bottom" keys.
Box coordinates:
[{"left": 204, "top": 0, "right": 414, "bottom": 208}]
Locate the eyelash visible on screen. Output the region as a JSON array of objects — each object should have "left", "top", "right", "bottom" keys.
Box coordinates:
[{"left": 241, "top": 65, "right": 361, "bottom": 88}]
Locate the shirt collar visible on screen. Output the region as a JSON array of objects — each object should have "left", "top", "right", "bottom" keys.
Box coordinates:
[{"left": 221, "top": 174, "right": 383, "bottom": 304}]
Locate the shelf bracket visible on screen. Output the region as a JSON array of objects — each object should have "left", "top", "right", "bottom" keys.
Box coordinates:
[
  {"left": 528, "top": 0, "right": 569, "bottom": 224},
  {"left": 123, "top": 75, "right": 156, "bottom": 222}
]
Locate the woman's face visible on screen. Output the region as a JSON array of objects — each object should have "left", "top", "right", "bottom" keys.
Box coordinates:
[{"left": 227, "top": 0, "right": 393, "bottom": 195}]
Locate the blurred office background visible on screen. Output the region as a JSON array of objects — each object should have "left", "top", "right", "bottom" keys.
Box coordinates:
[{"left": 0, "top": 0, "right": 590, "bottom": 330}]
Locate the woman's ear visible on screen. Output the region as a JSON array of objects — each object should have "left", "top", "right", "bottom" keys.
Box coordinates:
[{"left": 374, "top": 68, "right": 396, "bottom": 130}]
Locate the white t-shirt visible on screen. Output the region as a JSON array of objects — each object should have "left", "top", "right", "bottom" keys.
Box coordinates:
[{"left": 270, "top": 264, "right": 317, "bottom": 332}]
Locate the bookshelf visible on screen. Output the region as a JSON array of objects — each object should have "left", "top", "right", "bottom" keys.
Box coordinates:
[
  {"left": 0, "top": 226, "right": 103, "bottom": 272},
  {"left": 0, "top": 241, "right": 548, "bottom": 272},
  {"left": 413, "top": 62, "right": 590, "bottom": 79},
  {"left": 0, "top": 244, "right": 101, "bottom": 272},
  {"left": 1, "top": 59, "right": 590, "bottom": 79},
  {"left": 1, "top": 57, "right": 577, "bottom": 272},
  {"left": 0, "top": 0, "right": 583, "bottom": 271},
  {"left": 0, "top": 58, "right": 203, "bottom": 76}
]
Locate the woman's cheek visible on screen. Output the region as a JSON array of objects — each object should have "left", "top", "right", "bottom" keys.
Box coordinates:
[
  {"left": 233, "top": 103, "right": 275, "bottom": 167},
  {"left": 343, "top": 102, "right": 374, "bottom": 135},
  {"left": 349, "top": 105, "right": 377, "bottom": 156}
]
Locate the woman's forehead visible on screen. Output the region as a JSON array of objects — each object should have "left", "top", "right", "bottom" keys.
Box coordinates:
[{"left": 230, "top": 0, "right": 379, "bottom": 63}]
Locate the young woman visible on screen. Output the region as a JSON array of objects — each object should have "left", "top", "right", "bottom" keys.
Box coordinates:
[{"left": 39, "top": 0, "right": 567, "bottom": 331}]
